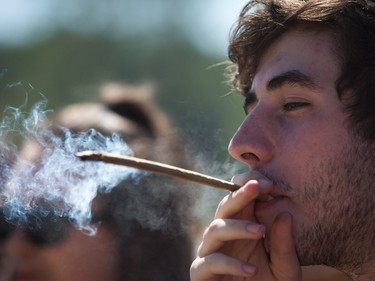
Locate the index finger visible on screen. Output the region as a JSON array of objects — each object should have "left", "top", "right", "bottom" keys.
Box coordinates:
[{"left": 215, "top": 179, "right": 261, "bottom": 220}]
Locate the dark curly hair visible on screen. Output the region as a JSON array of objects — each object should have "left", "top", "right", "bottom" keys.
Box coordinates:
[{"left": 228, "top": 0, "right": 375, "bottom": 140}]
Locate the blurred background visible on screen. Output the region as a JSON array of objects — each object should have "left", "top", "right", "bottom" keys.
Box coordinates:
[{"left": 0, "top": 0, "right": 248, "bottom": 170}]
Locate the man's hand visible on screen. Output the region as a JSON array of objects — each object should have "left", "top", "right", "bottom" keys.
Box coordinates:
[{"left": 190, "top": 173, "right": 302, "bottom": 281}]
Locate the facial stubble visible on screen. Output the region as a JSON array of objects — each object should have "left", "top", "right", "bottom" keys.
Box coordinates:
[{"left": 294, "top": 135, "right": 375, "bottom": 273}]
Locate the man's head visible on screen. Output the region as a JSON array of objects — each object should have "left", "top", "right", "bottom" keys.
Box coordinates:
[
  {"left": 228, "top": 0, "right": 375, "bottom": 140},
  {"left": 227, "top": 0, "right": 375, "bottom": 278}
]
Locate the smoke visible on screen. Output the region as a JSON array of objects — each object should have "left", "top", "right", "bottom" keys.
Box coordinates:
[
  {"left": 174, "top": 141, "right": 244, "bottom": 235},
  {"left": 0, "top": 81, "right": 243, "bottom": 240},
  {"left": 0, "top": 86, "right": 139, "bottom": 234}
]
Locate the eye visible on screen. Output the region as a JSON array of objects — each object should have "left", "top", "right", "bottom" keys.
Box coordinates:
[
  {"left": 243, "top": 92, "right": 257, "bottom": 114},
  {"left": 283, "top": 102, "right": 310, "bottom": 112}
]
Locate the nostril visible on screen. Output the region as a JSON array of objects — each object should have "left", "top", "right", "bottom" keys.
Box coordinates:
[{"left": 241, "top": 152, "right": 259, "bottom": 162}]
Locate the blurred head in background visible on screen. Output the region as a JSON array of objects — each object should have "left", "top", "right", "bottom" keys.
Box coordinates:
[{"left": 0, "top": 82, "right": 199, "bottom": 281}]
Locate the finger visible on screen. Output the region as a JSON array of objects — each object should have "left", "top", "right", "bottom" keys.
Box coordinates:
[
  {"left": 269, "top": 212, "right": 302, "bottom": 280},
  {"left": 215, "top": 179, "right": 269, "bottom": 219},
  {"left": 190, "top": 254, "right": 258, "bottom": 281},
  {"left": 197, "top": 218, "right": 266, "bottom": 257}
]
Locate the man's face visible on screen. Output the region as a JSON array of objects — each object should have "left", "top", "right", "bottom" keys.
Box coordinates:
[
  {"left": 0, "top": 222, "right": 120, "bottom": 281},
  {"left": 228, "top": 28, "right": 375, "bottom": 268}
]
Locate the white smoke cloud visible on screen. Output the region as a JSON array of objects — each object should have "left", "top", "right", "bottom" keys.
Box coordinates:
[{"left": 0, "top": 86, "right": 139, "bottom": 233}]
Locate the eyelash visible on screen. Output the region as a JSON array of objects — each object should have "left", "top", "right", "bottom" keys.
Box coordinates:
[
  {"left": 242, "top": 98, "right": 310, "bottom": 115},
  {"left": 283, "top": 102, "right": 310, "bottom": 112},
  {"left": 243, "top": 95, "right": 257, "bottom": 114}
]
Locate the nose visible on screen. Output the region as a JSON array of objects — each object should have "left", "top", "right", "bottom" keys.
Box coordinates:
[{"left": 228, "top": 112, "right": 274, "bottom": 168}]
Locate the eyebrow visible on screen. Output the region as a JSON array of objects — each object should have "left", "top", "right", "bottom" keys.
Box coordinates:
[
  {"left": 267, "top": 70, "right": 317, "bottom": 91},
  {"left": 243, "top": 70, "right": 317, "bottom": 113}
]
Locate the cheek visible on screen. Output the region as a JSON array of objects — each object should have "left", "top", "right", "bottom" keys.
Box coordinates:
[
  {"left": 46, "top": 228, "right": 120, "bottom": 281},
  {"left": 278, "top": 117, "right": 344, "bottom": 166},
  {"left": 277, "top": 127, "right": 322, "bottom": 176}
]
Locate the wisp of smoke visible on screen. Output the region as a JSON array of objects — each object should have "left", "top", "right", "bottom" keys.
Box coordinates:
[{"left": 0, "top": 93, "right": 139, "bottom": 234}]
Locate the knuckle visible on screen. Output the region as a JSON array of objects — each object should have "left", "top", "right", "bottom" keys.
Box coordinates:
[{"left": 204, "top": 219, "right": 225, "bottom": 235}]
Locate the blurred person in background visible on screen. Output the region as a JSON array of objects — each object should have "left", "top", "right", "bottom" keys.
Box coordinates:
[{"left": 0, "top": 82, "right": 200, "bottom": 281}]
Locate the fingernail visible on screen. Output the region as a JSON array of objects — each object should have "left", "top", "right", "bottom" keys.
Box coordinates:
[
  {"left": 246, "top": 224, "right": 265, "bottom": 235},
  {"left": 242, "top": 264, "right": 257, "bottom": 275},
  {"left": 258, "top": 178, "right": 271, "bottom": 188}
]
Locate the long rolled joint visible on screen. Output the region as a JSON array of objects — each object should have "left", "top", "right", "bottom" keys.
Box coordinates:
[{"left": 76, "top": 150, "right": 240, "bottom": 192}]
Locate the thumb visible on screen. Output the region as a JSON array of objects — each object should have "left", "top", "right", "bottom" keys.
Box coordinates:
[{"left": 269, "top": 212, "right": 302, "bottom": 280}]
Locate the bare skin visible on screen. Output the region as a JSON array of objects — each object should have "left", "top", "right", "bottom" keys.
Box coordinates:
[
  {"left": 191, "top": 173, "right": 300, "bottom": 281},
  {"left": 0, "top": 225, "right": 120, "bottom": 281}
]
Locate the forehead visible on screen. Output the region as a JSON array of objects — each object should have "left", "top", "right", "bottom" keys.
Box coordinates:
[{"left": 252, "top": 28, "right": 340, "bottom": 91}]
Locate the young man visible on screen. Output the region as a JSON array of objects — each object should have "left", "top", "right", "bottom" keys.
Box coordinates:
[{"left": 190, "top": 0, "right": 375, "bottom": 280}]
